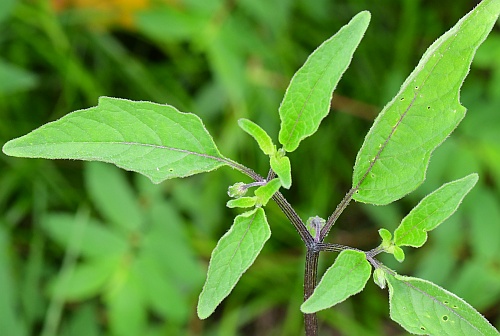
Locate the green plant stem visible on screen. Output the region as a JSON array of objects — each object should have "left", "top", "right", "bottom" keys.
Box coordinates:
[
  {"left": 320, "top": 187, "right": 357, "bottom": 241},
  {"left": 304, "top": 250, "right": 320, "bottom": 336},
  {"left": 273, "top": 192, "right": 313, "bottom": 245},
  {"left": 317, "top": 242, "right": 355, "bottom": 253}
]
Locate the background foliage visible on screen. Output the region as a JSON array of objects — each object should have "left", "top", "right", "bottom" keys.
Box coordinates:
[{"left": 1, "top": 0, "right": 499, "bottom": 335}]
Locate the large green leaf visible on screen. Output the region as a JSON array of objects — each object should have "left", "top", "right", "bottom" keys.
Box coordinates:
[
  {"left": 301, "top": 250, "right": 371, "bottom": 313},
  {"left": 197, "top": 208, "right": 270, "bottom": 319},
  {"left": 278, "top": 11, "right": 370, "bottom": 152},
  {"left": 394, "top": 174, "right": 478, "bottom": 248},
  {"left": 352, "top": 0, "right": 500, "bottom": 205},
  {"left": 386, "top": 272, "right": 499, "bottom": 335},
  {"left": 2, "top": 97, "right": 228, "bottom": 183}
]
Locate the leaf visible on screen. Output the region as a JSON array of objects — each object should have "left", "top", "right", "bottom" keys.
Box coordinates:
[
  {"left": 278, "top": 11, "right": 370, "bottom": 152},
  {"left": 352, "top": 1, "right": 500, "bottom": 205},
  {"left": 254, "top": 178, "right": 281, "bottom": 206},
  {"left": 226, "top": 196, "right": 257, "bottom": 208},
  {"left": 50, "top": 256, "right": 119, "bottom": 301},
  {"left": 394, "top": 174, "right": 478, "bottom": 248},
  {"left": 197, "top": 208, "right": 270, "bottom": 319},
  {"left": 135, "top": 254, "right": 189, "bottom": 323},
  {"left": 105, "top": 264, "right": 147, "bottom": 336},
  {"left": 270, "top": 152, "right": 292, "bottom": 189},
  {"left": 238, "top": 118, "right": 276, "bottom": 155},
  {"left": 41, "top": 213, "right": 127, "bottom": 258},
  {"left": 2, "top": 97, "right": 228, "bottom": 184},
  {"left": 301, "top": 250, "right": 371, "bottom": 313},
  {"left": 85, "top": 162, "right": 143, "bottom": 232},
  {"left": 373, "top": 268, "right": 386, "bottom": 289},
  {"left": 385, "top": 272, "right": 499, "bottom": 335}
]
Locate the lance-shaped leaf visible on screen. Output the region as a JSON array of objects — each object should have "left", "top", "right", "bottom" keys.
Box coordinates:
[
  {"left": 2, "top": 97, "right": 229, "bottom": 183},
  {"left": 198, "top": 208, "right": 270, "bottom": 319},
  {"left": 352, "top": 0, "right": 500, "bottom": 205},
  {"left": 269, "top": 153, "right": 291, "bottom": 189},
  {"left": 394, "top": 173, "right": 478, "bottom": 248},
  {"left": 254, "top": 178, "right": 281, "bottom": 206},
  {"left": 385, "top": 272, "right": 499, "bottom": 335},
  {"left": 301, "top": 250, "right": 371, "bottom": 313},
  {"left": 238, "top": 118, "right": 276, "bottom": 156},
  {"left": 278, "top": 11, "right": 370, "bottom": 152}
]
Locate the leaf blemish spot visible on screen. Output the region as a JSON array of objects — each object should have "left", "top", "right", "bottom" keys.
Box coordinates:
[
  {"left": 420, "top": 327, "right": 426, "bottom": 331},
  {"left": 442, "top": 315, "right": 449, "bottom": 321}
]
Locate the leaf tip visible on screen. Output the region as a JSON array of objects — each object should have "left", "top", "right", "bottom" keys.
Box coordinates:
[{"left": 300, "top": 302, "right": 314, "bottom": 314}]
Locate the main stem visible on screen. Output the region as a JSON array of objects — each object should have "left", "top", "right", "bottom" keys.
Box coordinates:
[{"left": 304, "top": 250, "right": 319, "bottom": 336}]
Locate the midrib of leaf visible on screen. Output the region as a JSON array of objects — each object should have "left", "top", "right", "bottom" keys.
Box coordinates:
[
  {"left": 11, "top": 139, "right": 253, "bottom": 174},
  {"left": 321, "top": 32, "right": 459, "bottom": 240},
  {"left": 353, "top": 33, "right": 459, "bottom": 193},
  {"left": 389, "top": 271, "right": 482, "bottom": 334},
  {"left": 225, "top": 210, "right": 257, "bottom": 269},
  {"left": 395, "top": 193, "right": 452, "bottom": 244},
  {"left": 282, "top": 55, "right": 338, "bottom": 150}
]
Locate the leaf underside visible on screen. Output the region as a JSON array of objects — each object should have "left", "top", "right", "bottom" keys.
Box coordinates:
[
  {"left": 352, "top": 0, "right": 500, "bottom": 205},
  {"left": 386, "top": 272, "right": 499, "bottom": 335},
  {"left": 301, "top": 250, "right": 371, "bottom": 313},
  {"left": 2, "top": 97, "right": 227, "bottom": 183},
  {"left": 394, "top": 173, "right": 478, "bottom": 248},
  {"left": 278, "top": 11, "right": 370, "bottom": 152},
  {"left": 197, "top": 208, "right": 270, "bottom": 319}
]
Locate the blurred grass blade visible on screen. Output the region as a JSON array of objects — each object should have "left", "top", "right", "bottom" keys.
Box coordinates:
[
  {"left": 85, "top": 162, "right": 143, "bottom": 232},
  {"left": 0, "top": 59, "right": 38, "bottom": 94},
  {"left": 198, "top": 208, "right": 270, "bottom": 319},
  {"left": 352, "top": 0, "right": 500, "bottom": 205},
  {"left": 394, "top": 173, "right": 478, "bottom": 248},
  {"left": 386, "top": 272, "right": 500, "bottom": 335},
  {"left": 278, "top": 11, "right": 370, "bottom": 152},
  {"left": 3, "top": 97, "right": 229, "bottom": 184},
  {"left": 301, "top": 250, "right": 371, "bottom": 313}
]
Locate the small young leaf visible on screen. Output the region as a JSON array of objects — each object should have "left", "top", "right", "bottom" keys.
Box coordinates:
[
  {"left": 238, "top": 118, "right": 276, "bottom": 156},
  {"left": 226, "top": 196, "right": 257, "bottom": 208},
  {"left": 352, "top": 1, "right": 500, "bottom": 205},
  {"left": 227, "top": 182, "right": 248, "bottom": 198},
  {"left": 378, "top": 228, "right": 392, "bottom": 242},
  {"left": 254, "top": 179, "right": 281, "bottom": 206},
  {"left": 386, "top": 272, "right": 500, "bottom": 335},
  {"left": 394, "top": 173, "right": 478, "bottom": 248},
  {"left": 2, "top": 97, "right": 229, "bottom": 183},
  {"left": 278, "top": 11, "right": 370, "bottom": 152},
  {"left": 198, "top": 208, "right": 270, "bottom": 319},
  {"left": 301, "top": 250, "right": 371, "bottom": 313},
  {"left": 373, "top": 268, "right": 386, "bottom": 289},
  {"left": 270, "top": 153, "right": 292, "bottom": 189},
  {"left": 393, "top": 246, "right": 405, "bottom": 263}
]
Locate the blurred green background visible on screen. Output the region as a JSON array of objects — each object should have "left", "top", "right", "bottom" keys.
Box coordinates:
[{"left": 1, "top": 0, "right": 500, "bottom": 335}]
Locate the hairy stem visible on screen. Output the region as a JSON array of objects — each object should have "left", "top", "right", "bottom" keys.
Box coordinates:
[
  {"left": 304, "top": 250, "right": 320, "bottom": 336},
  {"left": 320, "top": 187, "right": 357, "bottom": 241},
  {"left": 273, "top": 192, "right": 314, "bottom": 245}
]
